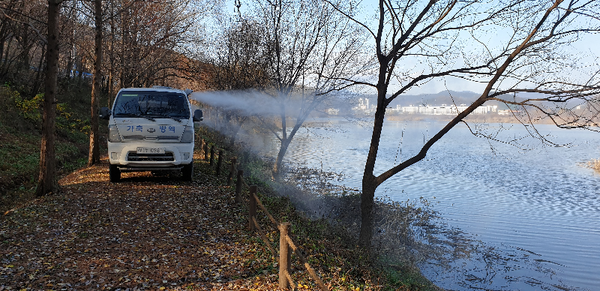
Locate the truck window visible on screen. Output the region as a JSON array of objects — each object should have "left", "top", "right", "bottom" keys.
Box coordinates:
[{"left": 113, "top": 92, "right": 190, "bottom": 118}]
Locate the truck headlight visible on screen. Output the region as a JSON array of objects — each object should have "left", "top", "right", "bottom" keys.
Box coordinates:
[
  {"left": 108, "top": 124, "right": 121, "bottom": 142},
  {"left": 180, "top": 126, "right": 194, "bottom": 143}
]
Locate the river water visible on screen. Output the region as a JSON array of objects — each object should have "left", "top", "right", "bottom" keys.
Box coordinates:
[{"left": 260, "top": 118, "right": 600, "bottom": 290}]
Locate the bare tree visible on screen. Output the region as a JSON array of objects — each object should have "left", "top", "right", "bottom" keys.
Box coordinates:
[
  {"left": 210, "top": 19, "right": 271, "bottom": 91},
  {"left": 116, "top": 0, "right": 196, "bottom": 88},
  {"left": 36, "top": 0, "right": 64, "bottom": 197},
  {"left": 328, "top": 0, "right": 600, "bottom": 246},
  {"left": 61, "top": 0, "right": 211, "bottom": 102},
  {"left": 87, "top": 0, "right": 102, "bottom": 166},
  {"left": 0, "top": 0, "right": 48, "bottom": 92},
  {"left": 246, "top": 0, "right": 365, "bottom": 179},
  {"left": 206, "top": 18, "right": 272, "bottom": 147}
]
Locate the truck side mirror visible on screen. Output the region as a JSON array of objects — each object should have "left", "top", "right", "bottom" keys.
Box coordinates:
[
  {"left": 193, "top": 109, "right": 203, "bottom": 122},
  {"left": 100, "top": 107, "right": 111, "bottom": 120}
]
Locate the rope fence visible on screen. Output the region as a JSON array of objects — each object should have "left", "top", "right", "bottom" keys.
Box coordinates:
[{"left": 199, "top": 137, "right": 328, "bottom": 291}]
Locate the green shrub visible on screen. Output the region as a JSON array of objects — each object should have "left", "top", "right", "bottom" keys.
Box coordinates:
[
  {"left": 0, "top": 80, "right": 100, "bottom": 213},
  {"left": 12, "top": 91, "right": 43, "bottom": 121}
]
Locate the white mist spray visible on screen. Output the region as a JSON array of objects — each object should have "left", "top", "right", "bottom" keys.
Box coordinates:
[{"left": 190, "top": 90, "right": 306, "bottom": 117}]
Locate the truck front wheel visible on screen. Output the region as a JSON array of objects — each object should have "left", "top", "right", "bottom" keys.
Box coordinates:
[
  {"left": 109, "top": 165, "right": 121, "bottom": 182},
  {"left": 182, "top": 161, "right": 194, "bottom": 181}
]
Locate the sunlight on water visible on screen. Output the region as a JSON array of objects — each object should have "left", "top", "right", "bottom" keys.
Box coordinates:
[{"left": 258, "top": 118, "right": 600, "bottom": 290}]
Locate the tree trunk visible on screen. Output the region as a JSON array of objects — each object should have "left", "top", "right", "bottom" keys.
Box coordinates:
[
  {"left": 120, "top": 8, "right": 126, "bottom": 89},
  {"left": 64, "top": 0, "right": 76, "bottom": 78},
  {"left": 19, "top": 22, "right": 30, "bottom": 74},
  {"left": 229, "top": 123, "right": 243, "bottom": 149},
  {"left": 0, "top": 0, "right": 17, "bottom": 75},
  {"left": 273, "top": 137, "right": 292, "bottom": 180},
  {"left": 359, "top": 176, "right": 377, "bottom": 246},
  {"left": 358, "top": 90, "right": 387, "bottom": 247},
  {"left": 0, "top": 37, "right": 13, "bottom": 76},
  {"left": 0, "top": 37, "right": 4, "bottom": 73},
  {"left": 88, "top": 0, "right": 102, "bottom": 166},
  {"left": 33, "top": 44, "right": 47, "bottom": 94},
  {"left": 78, "top": 54, "right": 85, "bottom": 80},
  {"left": 76, "top": 54, "right": 83, "bottom": 81},
  {"left": 36, "top": 0, "right": 62, "bottom": 197}
]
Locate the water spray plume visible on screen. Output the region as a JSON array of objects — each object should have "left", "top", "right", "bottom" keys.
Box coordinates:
[{"left": 191, "top": 90, "right": 303, "bottom": 117}]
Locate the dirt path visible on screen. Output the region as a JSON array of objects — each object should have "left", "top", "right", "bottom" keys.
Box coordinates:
[{"left": 1, "top": 160, "right": 282, "bottom": 290}]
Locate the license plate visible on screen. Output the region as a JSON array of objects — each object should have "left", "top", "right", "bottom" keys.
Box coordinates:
[{"left": 136, "top": 147, "right": 165, "bottom": 154}]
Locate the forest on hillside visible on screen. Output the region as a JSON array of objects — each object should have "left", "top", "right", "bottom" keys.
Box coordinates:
[{"left": 0, "top": 0, "right": 212, "bottom": 98}]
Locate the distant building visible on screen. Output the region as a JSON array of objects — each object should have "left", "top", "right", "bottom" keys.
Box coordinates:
[
  {"left": 395, "top": 104, "right": 498, "bottom": 115},
  {"left": 352, "top": 98, "right": 375, "bottom": 114},
  {"left": 352, "top": 96, "right": 500, "bottom": 116},
  {"left": 326, "top": 108, "right": 339, "bottom": 115}
]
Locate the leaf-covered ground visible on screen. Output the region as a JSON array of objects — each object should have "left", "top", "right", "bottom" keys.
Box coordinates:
[
  {"left": 0, "top": 159, "right": 298, "bottom": 290},
  {"left": 0, "top": 159, "right": 408, "bottom": 291}
]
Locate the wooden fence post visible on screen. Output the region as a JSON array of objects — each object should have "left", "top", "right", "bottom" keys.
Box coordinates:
[
  {"left": 209, "top": 145, "right": 215, "bottom": 166},
  {"left": 249, "top": 185, "right": 257, "bottom": 231},
  {"left": 235, "top": 170, "right": 243, "bottom": 203},
  {"left": 227, "top": 157, "right": 237, "bottom": 185},
  {"left": 279, "top": 222, "right": 291, "bottom": 289},
  {"left": 203, "top": 142, "right": 209, "bottom": 160},
  {"left": 216, "top": 150, "right": 224, "bottom": 176}
]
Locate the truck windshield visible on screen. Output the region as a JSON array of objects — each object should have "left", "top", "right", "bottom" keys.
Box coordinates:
[{"left": 113, "top": 91, "right": 190, "bottom": 118}]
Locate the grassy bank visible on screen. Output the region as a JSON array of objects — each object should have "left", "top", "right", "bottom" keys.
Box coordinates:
[
  {"left": 195, "top": 126, "right": 440, "bottom": 290},
  {"left": 0, "top": 82, "right": 97, "bottom": 214}
]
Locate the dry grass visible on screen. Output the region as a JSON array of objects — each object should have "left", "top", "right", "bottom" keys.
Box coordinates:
[{"left": 586, "top": 159, "right": 600, "bottom": 173}]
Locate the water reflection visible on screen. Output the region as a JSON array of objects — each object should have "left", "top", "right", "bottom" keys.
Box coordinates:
[{"left": 253, "top": 118, "right": 600, "bottom": 291}]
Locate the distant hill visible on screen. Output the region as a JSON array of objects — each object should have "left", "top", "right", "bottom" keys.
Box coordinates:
[
  {"left": 388, "top": 91, "right": 481, "bottom": 107},
  {"left": 350, "top": 91, "right": 511, "bottom": 109}
]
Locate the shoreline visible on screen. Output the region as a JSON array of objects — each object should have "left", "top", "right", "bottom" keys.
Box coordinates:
[
  {"left": 386, "top": 113, "right": 556, "bottom": 124},
  {"left": 302, "top": 113, "right": 560, "bottom": 127}
]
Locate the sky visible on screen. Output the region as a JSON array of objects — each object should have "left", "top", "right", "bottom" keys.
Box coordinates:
[{"left": 219, "top": 0, "right": 599, "bottom": 96}]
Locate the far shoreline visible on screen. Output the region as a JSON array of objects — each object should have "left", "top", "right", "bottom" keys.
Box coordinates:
[
  {"left": 306, "top": 113, "right": 558, "bottom": 125},
  {"left": 385, "top": 113, "right": 557, "bottom": 124}
]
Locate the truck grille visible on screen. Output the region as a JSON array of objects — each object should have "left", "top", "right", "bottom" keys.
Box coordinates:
[
  {"left": 127, "top": 152, "right": 175, "bottom": 161},
  {"left": 123, "top": 135, "right": 180, "bottom": 141}
]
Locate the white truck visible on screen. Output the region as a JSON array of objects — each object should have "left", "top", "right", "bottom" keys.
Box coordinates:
[{"left": 100, "top": 87, "right": 203, "bottom": 182}]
